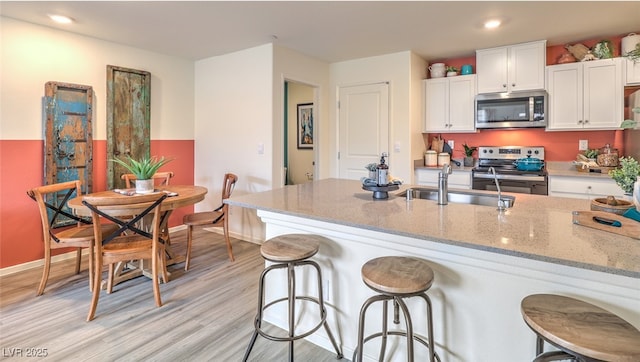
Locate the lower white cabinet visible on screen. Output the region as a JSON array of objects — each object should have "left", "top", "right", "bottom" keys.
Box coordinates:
[
  {"left": 415, "top": 168, "right": 472, "bottom": 189},
  {"left": 548, "top": 175, "right": 624, "bottom": 199}
]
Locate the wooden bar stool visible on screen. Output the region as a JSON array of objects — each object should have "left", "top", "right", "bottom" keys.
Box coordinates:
[
  {"left": 242, "top": 234, "right": 343, "bottom": 362},
  {"left": 521, "top": 294, "right": 640, "bottom": 362},
  {"left": 354, "top": 256, "right": 440, "bottom": 362}
]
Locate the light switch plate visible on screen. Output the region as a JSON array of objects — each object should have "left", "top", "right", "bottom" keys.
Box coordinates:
[
  {"left": 447, "top": 140, "right": 454, "bottom": 150},
  {"left": 579, "top": 140, "right": 588, "bottom": 151}
]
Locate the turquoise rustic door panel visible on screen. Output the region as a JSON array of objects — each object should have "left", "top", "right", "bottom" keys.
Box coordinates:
[{"left": 44, "top": 82, "right": 93, "bottom": 227}]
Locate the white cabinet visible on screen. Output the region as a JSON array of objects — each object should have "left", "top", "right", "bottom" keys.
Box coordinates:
[
  {"left": 423, "top": 75, "right": 476, "bottom": 132},
  {"left": 547, "top": 58, "right": 622, "bottom": 130},
  {"left": 548, "top": 175, "right": 624, "bottom": 199},
  {"left": 476, "top": 40, "right": 546, "bottom": 94},
  {"left": 416, "top": 168, "right": 472, "bottom": 189},
  {"left": 625, "top": 58, "right": 640, "bottom": 85}
]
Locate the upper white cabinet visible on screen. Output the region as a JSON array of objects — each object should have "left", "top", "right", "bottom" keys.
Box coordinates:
[
  {"left": 625, "top": 58, "right": 640, "bottom": 85},
  {"left": 423, "top": 75, "right": 477, "bottom": 132},
  {"left": 546, "top": 58, "right": 622, "bottom": 130},
  {"left": 476, "top": 40, "right": 546, "bottom": 94}
]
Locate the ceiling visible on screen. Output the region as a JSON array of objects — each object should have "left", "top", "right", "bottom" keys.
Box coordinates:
[{"left": 1, "top": 1, "right": 639, "bottom": 62}]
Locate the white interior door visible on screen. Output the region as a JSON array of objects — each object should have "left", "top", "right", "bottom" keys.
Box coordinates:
[{"left": 338, "top": 82, "right": 389, "bottom": 180}]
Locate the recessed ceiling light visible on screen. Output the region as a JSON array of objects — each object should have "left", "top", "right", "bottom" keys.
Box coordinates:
[
  {"left": 484, "top": 19, "right": 501, "bottom": 29},
  {"left": 48, "top": 14, "right": 74, "bottom": 24}
]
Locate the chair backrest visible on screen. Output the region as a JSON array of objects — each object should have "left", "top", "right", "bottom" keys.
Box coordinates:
[
  {"left": 222, "top": 173, "right": 238, "bottom": 201},
  {"left": 82, "top": 193, "right": 168, "bottom": 246},
  {"left": 121, "top": 172, "right": 174, "bottom": 188},
  {"left": 27, "top": 180, "right": 90, "bottom": 239}
]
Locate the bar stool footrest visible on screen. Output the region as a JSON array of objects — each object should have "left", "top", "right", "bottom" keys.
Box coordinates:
[
  {"left": 255, "top": 295, "right": 328, "bottom": 342},
  {"left": 353, "top": 331, "right": 441, "bottom": 362}
]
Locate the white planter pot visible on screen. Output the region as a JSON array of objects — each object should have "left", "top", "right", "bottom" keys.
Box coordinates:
[{"left": 135, "top": 179, "right": 155, "bottom": 194}]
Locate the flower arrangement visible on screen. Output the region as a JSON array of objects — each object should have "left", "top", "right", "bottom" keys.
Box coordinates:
[
  {"left": 609, "top": 156, "right": 640, "bottom": 194},
  {"left": 111, "top": 155, "right": 173, "bottom": 180}
]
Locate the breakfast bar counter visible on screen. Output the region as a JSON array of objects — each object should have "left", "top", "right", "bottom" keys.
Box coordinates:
[{"left": 227, "top": 178, "right": 639, "bottom": 361}]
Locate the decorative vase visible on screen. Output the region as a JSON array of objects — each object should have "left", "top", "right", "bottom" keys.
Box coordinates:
[
  {"left": 463, "top": 156, "right": 474, "bottom": 167},
  {"left": 135, "top": 179, "right": 155, "bottom": 194},
  {"left": 634, "top": 176, "right": 640, "bottom": 211}
]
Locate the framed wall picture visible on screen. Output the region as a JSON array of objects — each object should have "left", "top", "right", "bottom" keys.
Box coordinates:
[{"left": 297, "top": 103, "right": 313, "bottom": 149}]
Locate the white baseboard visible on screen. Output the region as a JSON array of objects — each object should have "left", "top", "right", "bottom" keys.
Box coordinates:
[{"left": 0, "top": 226, "right": 262, "bottom": 277}]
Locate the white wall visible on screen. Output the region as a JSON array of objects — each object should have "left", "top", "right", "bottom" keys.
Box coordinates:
[
  {"left": 0, "top": 17, "right": 194, "bottom": 141},
  {"left": 194, "top": 44, "right": 274, "bottom": 243},
  {"left": 329, "top": 51, "right": 423, "bottom": 182}
]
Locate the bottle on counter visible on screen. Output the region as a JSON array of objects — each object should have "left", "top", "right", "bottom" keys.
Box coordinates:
[{"left": 376, "top": 152, "right": 389, "bottom": 186}]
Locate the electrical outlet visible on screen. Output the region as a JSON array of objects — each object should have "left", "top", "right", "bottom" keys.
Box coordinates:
[
  {"left": 578, "top": 140, "right": 588, "bottom": 151},
  {"left": 447, "top": 140, "right": 454, "bottom": 150}
]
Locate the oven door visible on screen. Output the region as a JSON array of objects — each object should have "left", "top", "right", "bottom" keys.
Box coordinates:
[{"left": 472, "top": 173, "right": 548, "bottom": 195}]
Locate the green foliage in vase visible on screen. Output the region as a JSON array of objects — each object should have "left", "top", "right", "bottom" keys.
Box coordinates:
[
  {"left": 111, "top": 156, "right": 173, "bottom": 180},
  {"left": 462, "top": 143, "right": 477, "bottom": 157},
  {"left": 609, "top": 156, "right": 640, "bottom": 194}
]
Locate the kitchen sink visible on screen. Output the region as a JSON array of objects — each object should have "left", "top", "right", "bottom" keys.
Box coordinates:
[{"left": 398, "top": 187, "right": 516, "bottom": 208}]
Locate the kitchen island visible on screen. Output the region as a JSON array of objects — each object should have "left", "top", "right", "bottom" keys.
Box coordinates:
[{"left": 227, "top": 178, "right": 639, "bottom": 362}]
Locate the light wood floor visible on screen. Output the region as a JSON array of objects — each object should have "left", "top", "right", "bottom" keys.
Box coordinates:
[{"left": 0, "top": 229, "right": 343, "bottom": 361}]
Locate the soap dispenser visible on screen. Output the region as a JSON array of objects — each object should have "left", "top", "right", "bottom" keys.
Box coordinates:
[{"left": 376, "top": 153, "right": 389, "bottom": 186}]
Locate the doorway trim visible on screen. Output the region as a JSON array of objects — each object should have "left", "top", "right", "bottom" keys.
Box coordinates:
[{"left": 281, "top": 77, "right": 320, "bottom": 187}]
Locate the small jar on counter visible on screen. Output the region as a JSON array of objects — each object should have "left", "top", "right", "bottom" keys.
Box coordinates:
[
  {"left": 437, "top": 152, "right": 451, "bottom": 167},
  {"left": 424, "top": 150, "right": 437, "bottom": 167}
]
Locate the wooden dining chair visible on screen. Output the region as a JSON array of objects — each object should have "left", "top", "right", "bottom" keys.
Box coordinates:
[
  {"left": 27, "top": 180, "right": 119, "bottom": 296},
  {"left": 183, "top": 173, "right": 238, "bottom": 270},
  {"left": 82, "top": 192, "right": 168, "bottom": 321},
  {"left": 121, "top": 171, "right": 174, "bottom": 188}
]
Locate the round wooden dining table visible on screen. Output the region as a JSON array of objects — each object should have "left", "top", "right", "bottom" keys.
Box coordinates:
[{"left": 68, "top": 185, "right": 208, "bottom": 285}]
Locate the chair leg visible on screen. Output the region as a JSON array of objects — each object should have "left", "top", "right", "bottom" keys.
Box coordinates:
[
  {"left": 36, "top": 245, "right": 52, "bottom": 296},
  {"left": 224, "top": 220, "right": 234, "bottom": 262},
  {"left": 152, "top": 247, "right": 162, "bottom": 308},
  {"left": 107, "top": 264, "right": 115, "bottom": 294},
  {"left": 159, "top": 247, "right": 169, "bottom": 284},
  {"left": 74, "top": 248, "right": 82, "bottom": 274},
  {"left": 87, "top": 256, "right": 102, "bottom": 321},
  {"left": 88, "top": 244, "right": 94, "bottom": 292},
  {"left": 185, "top": 225, "right": 193, "bottom": 271}
]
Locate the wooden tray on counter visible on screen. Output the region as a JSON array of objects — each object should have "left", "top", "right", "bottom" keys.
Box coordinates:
[{"left": 572, "top": 211, "right": 640, "bottom": 239}]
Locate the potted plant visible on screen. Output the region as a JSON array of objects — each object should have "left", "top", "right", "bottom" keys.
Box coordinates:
[
  {"left": 462, "top": 143, "right": 477, "bottom": 167},
  {"left": 446, "top": 66, "right": 458, "bottom": 77},
  {"left": 583, "top": 148, "right": 599, "bottom": 161},
  {"left": 365, "top": 163, "right": 378, "bottom": 179},
  {"left": 111, "top": 155, "right": 173, "bottom": 194},
  {"left": 609, "top": 156, "right": 640, "bottom": 195}
]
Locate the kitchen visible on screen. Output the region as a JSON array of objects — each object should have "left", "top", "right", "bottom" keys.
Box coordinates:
[{"left": 1, "top": 2, "right": 640, "bottom": 360}]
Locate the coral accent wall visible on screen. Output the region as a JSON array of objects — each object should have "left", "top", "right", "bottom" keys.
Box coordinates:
[
  {"left": 0, "top": 139, "right": 194, "bottom": 268},
  {"left": 423, "top": 129, "right": 622, "bottom": 160}
]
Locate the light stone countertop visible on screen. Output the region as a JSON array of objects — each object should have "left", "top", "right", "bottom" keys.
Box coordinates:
[
  {"left": 227, "top": 178, "right": 640, "bottom": 278},
  {"left": 546, "top": 161, "right": 618, "bottom": 179}
]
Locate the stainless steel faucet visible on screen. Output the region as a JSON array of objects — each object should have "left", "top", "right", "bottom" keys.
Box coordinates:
[
  {"left": 488, "top": 167, "right": 507, "bottom": 211},
  {"left": 438, "top": 163, "right": 452, "bottom": 205}
]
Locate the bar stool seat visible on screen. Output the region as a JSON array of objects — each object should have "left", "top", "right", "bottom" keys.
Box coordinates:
[
  {"left": 355, "top": 256, "right": 440, "bottom": 362},
  {"left": 521, "top": 294, "right": 640, "bottom": 362},
  {"left": 243, "top": 234, "right": 342, "bottom": 362}
]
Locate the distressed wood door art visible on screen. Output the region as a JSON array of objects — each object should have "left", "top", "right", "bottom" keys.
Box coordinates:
[
  {"left": 106, "top": 65, "right": 151, "bottom": 189},
  {"left": 44, "top": 82, "right": 94, "bottom": 227}
]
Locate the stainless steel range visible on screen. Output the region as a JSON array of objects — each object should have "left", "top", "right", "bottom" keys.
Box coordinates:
[{"left": 472, "top": 146, "right": 548, "bottom": 195}]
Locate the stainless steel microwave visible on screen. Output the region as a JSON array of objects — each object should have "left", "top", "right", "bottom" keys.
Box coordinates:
[{"left": 475, "top": 91, "right": 547, "bottom": 129}]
